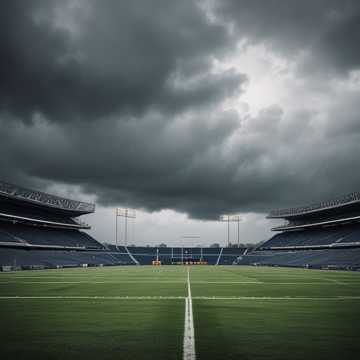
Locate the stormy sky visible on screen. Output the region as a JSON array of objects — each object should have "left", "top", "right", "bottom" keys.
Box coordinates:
[{"left": 1, "top": 0, "right": 360, "bottom": 245}]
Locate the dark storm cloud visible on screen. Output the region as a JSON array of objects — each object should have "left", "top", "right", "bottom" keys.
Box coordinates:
[
  {"left": 2, "top": 0, "right": 360, "bottom": 220},
  {"left": 3, "top": 92, "right": 360, "bottom": 220},
  {"left": 211, "top": 0, "right": 360, "bottom": 74},
  {"left": 0, "top": 0, "right": 242, "bottom": 122}
]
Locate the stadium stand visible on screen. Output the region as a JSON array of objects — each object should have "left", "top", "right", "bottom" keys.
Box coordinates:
[
  {"left": 236, "top": 191, "right": 360, "bottom": 270},
  {"left": 0, "top": 248, "right": 133, "bottom": 268},
  {"left": 0, "top": 181, "right": 95, "bottom": 214},
  {"left": 259, "top": 226, "right": 360, "bottom": 249},
  {"left": 0, "top": 223, "right": 103, "bottom": 249},
  {"left": 236, "top": 248, "right": 360, "bottom": 269},
  {"left": 219, "top": 248, "right": 246, "bottom": 265},
  {"left": 0, "top": 181, "right": 137, "bottom": 269},
  {"left": 123, "top": 246, "right": 246, "bottom": 265}
]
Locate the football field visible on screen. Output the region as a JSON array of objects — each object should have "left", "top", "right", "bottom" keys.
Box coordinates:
[{"left": 1, "top": 265, "right": 360, "bottom": 360}]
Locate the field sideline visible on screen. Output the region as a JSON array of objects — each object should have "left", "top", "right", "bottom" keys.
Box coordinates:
[{"left": 1, "top": 265, "right": 360, "bottom": 360}]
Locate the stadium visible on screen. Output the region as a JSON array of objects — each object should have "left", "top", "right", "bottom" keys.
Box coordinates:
[
  {"left": 2, "top": 1, "right": 360, "bottom": 359},
  {"left": 1, "top": 181, "right": 360, "bottom": 359}
]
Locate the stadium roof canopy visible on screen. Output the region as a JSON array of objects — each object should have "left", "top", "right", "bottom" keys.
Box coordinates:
[
  {"left": 268, "top": 191, "right": 360, "bottom": 221},
  {"left": 0, "top": 181, "right": 95, "bottom": 216}
]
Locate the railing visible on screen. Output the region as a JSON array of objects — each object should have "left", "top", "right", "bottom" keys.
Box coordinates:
[
  {"left": 0, "top": 211, "right": 91, "bottom": 229},
  {"left": 0, "top": 181, "right": 95, "bottom": 213},
  {"left": 268, "top": 191, "right": 360, "bottom": 218}
]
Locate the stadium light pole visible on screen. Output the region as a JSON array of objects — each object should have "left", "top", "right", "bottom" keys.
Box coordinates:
[
  {"left": 115, "top": 208, "right": 118, "bottom": 248},
  {"left": 116, "top": 208, "right": 136, "bottom": 247},
  {"left": 237, "top": 216, "right": 240, "bottom": 247},
  {"left": 220, "top": 215, "right": 241, "bottom": 247},
  {"left": 228, "top": 217, "right": 230, "bottom": 246}
]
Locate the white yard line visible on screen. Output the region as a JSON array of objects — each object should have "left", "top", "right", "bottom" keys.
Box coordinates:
[
  {"left": 263, "top": 282, "right": 348, "bottom": 285},
  {"left": 0, "top": 281, "right": 356, "bottom": 285},
  {"left": 0, "top": 296, "right": 185, "bottom": 300},
  {"left": 1, "top": 295, "right": 359, "bottom": 301},
  {"left": 191, "top": 281, "right": 263, "bottom": 284},
  {"left": 183, "top": 268, "right": 196, "bottom": 360},
  {"left": 0, "top": 281, "right": 183, "bottom": 284},
  {"left": 236, "top": 282, "right": 350, "bottom": 285},
  {"left": 324, "top": 278, "right": 349, "bottom": 285},
  {"left": 192, "top": 296, "right": 360, "bottom": 300},
  {"left": 0, "top": 281, "right": 187, "bottom": 284}
]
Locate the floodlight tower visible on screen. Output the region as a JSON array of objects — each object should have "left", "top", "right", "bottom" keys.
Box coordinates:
[
  {"left": 115, "top": 208, "right": 136, "bottom": 247},
  {"left": 219, "top": 214, "right": 241, "bottom": 247}
]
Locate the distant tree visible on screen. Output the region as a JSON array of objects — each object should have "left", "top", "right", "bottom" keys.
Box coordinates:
[
  {"left": 228, "top": 243, "right": 240, "bottom": 248},
  {"left": 210, "top": 243, "right": 220, "bottom": 248},
  {"left": 158, "top": 243, "right": 167, "bottom": 248}
]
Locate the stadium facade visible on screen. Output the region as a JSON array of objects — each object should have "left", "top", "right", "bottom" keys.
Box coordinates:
[
  {"left": 0, "top": 181, "right": 243, "bottom": 270},
  {"left": 236, "top": 193, "right": 360, "bottom": 270}
]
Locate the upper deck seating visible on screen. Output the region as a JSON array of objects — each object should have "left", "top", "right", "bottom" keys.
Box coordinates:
[{"left": 0, "top": 223, "right": 103, "bottom": 249}]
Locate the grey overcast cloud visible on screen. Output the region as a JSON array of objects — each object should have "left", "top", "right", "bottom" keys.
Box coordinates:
[{"left": 1, "top": 0, "right": 360, "bottom": 246}]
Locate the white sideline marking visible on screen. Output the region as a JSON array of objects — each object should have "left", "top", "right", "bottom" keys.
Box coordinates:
[
  {"left": 192, "top": 281, "right": 262, "bottom": 284},
  {"left": 191, "top": 296, "right": 360, "bottom": 300},
  {"left": 183, "top": 268, "right": 196, "bottom": 360},
  {"left": 220, "top": 282, "right": 351, "bottom": 285},
  {"left": 0, "top": 281, "right": 187, "bottom": 284},
  {"left": 274, "top": 282, "right": 349, "bottom": 285},
  {"left": 0, "top": 295, "right": 359, "bottom": 301},
  {"left": 0, "top": 280, "right": 356, "bottom": 285},
  {"left": 0, "top": 296, "right": 185, "bottom": 300},
  {"left": 325, "top": 278, "right": 348, "bottom": 285}
]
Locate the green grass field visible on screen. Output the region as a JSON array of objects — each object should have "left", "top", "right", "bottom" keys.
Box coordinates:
[{"left": 1, "top": 265, "right": 360, "bottom": 360}]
